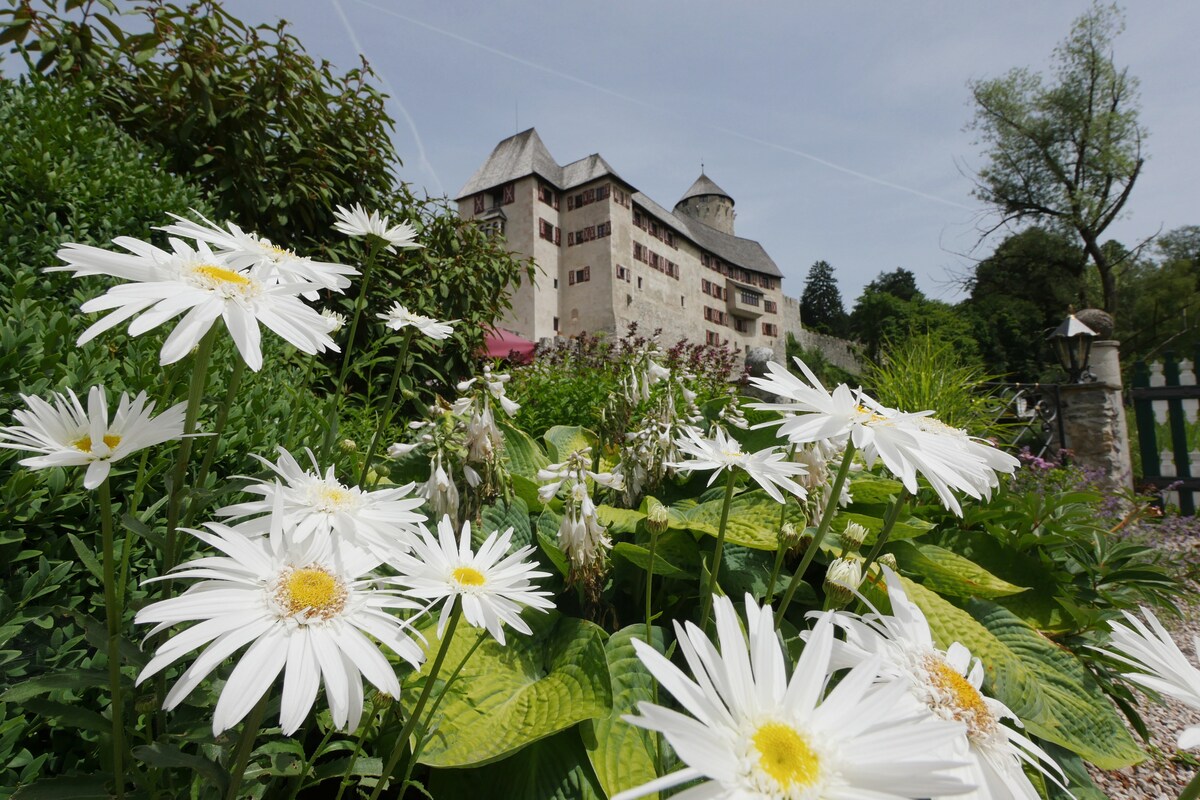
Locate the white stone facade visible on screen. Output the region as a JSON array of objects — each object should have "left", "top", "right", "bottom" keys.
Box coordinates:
[{"left": 456, "top": 129, "right": 802, "bottom": 357}]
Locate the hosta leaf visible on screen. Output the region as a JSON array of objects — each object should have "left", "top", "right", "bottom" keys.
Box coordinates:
[
  {"left": 967, "top": 600, "right": 1145, "bottom": 769},
  {"left": 846, "top": 475, "right": 905, "bottom": 505},
  {"left": 893, "top": 542, "right": 1028, "bottom": 599},
  {"left": 544, "top": 425, "right": 600, "bottom": 463},
  {"left": 415, "top": 611, "right": 612, "bottom": 768},
  {"left": 429, "top": 729, "right": 605, "bottom": 800},
  {"left": 613, "top": 542, "right": 690, "bottom": 577},
  {"left": 668, "top": 489, "right": 804, "bottom": 550},
  {"left": 597, "top": 504, "right": 645, "bottom": 535},
  {"left": 479, "top": 496, "right": 533, "bottom": 551},
  {"left": 719, "top": 545, "right": 791, "bottom": 602},
  {"left": 583, "top": 625, "right": 666, "bottom": 800},
  {"left": 500, "top": 423, "right": 550, "bottom": 478}
]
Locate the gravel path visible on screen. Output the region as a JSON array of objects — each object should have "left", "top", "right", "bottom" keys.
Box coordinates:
[{"left": 1086, "top": 530, "right": 1200, "bottom": 799}]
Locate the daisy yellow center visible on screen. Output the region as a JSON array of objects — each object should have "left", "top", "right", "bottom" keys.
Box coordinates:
[
  {"left": 276, "top": 566, "right": 347, "bottom": 619},
  {"left": 72, "top": 434, "right": 121, "bottom": 453},
  {"left": 194, "top": 264, "right": 251, "bottom": 287},
  {"left": 311, "top": 482, "right": 354, "bottom": 512},
  {"left": 452, "top": 566, "right": 487, "bottom": 587},
  {"left": 924, "top": 655, "right": 996, "bottom": 738},
  {"left": 855, "top": 404, "right": 888, "bottom": 423},
  {"left": 266, "top": 243, "right": 295, "bottom": 259},
  {"left": 752, "top": 722, "right": 820, "bottom": 789}
]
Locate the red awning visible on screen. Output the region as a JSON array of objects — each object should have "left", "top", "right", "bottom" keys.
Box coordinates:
[{"left": 482, "top": 327, "right": 537, "bottom": 363}]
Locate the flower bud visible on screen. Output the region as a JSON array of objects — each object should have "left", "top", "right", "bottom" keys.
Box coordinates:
[
  {"left": 647, "top": 503, "right": 670, "bottom": 535},
  {"left": 781, "top": 522, "right": 811, "bottom": 555},
  {"left": 339, "top": 438, "right": 357, "bottom": 453},
  {"left": 823, "top": 557, "right": 863, "bottom": 608},
  {"left": 876, "top": 553, "right": 898, "bottom": 572},
  {"left": 838, "top": 521, "right": 868, "bottom": 552}
]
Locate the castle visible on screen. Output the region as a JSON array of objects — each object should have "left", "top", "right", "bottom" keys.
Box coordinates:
[{"left": 455, "top": 129, "right": 801, "bottom": 355}]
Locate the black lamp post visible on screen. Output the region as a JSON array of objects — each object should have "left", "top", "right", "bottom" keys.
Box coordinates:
[{"left": 1049, "top": 312, "right": 1098, "bottom": 383}]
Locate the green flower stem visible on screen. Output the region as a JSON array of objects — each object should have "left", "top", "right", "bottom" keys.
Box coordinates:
[
  {"left": 322, "top": 240, "right": 382, "bottom": 462},
  {"left": 775, "top": 440, "right": 858, "bottom": 629},
  {"left": 98, "top": 478, "right": 126, "bottom": 800},
  {"left": 359, "top": 327, "right": 416, "bottom": 486},
  {"left": 369, "top": 604, "right": 462, "bottom": 800},
  {"left": 1179, "top": 768, "right": 1200, "bottom": 800},
  {"left": 859, "top": 489, "right": 910, "bottom": 577},
  {"left": 698, "top": 471, "right": 738, "bottom": 633},
  {"left": 195, "top": 355, "right": 246, "bottom": 494},
  {"left": 765, "top": 444, "right": 798, "bottom": 608},
  {"left": 164, "top": 327, "right": 217, "bottom": 575},
  {"left": 644, "top": 523, "right": 661, "bottom": 644},
  {"left": 286, "top": 722, "right": 336, "bottom": 800},
  {"left": 332, "top": 703, "right": 376, "bottom": 800},
  {"left": 224, "top": 693, "right": 269, "bottom": 800},
  {"left": 117, "top": 449, "right": 152, "bottom": 606},
  {"left": 399, "top": 630, "right": 488, "bottom": 792}
]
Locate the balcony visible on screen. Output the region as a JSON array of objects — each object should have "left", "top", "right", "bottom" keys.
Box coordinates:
[{"left": 726, "top": 281, "right": 764, "bottom": 319}]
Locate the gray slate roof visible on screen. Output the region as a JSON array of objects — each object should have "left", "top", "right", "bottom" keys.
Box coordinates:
[
  {"left": 455, "top": 129, "right": 622, "bottom": 198},
  {"left": 458, "top": 128, "right": 780, "bottom": 280},
  {"left": 678, "top": 172, "right": 734, "bottom": 205}
]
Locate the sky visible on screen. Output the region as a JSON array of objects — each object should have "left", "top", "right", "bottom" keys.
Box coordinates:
[{"left": 220, "top": 2, "right": 1200, "bottom": 305}]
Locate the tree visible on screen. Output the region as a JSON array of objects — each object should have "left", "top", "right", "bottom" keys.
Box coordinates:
[
  {"left": 962, "top": 228, "right": 1087, "bottom": 380},
  {"left": 799, "top": 260, "right": 847, "bottom": 335},
  {"left": 863, "top": 267, "right": 920, "bottom": 302},
  {"left": 968, "top": 2, "right": 1145, "bottom": 315},
  {"left": 848, "top": 269, "right": 978, "bottom": 364}
]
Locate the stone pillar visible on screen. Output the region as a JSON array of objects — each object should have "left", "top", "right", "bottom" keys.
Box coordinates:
[{"left": 1057, "top": 339, "right": 1133, "bottom": 491}]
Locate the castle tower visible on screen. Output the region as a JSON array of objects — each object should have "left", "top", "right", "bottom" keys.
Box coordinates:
[{"left": 673, "top": 172, "right": 736, "bottom": 235}]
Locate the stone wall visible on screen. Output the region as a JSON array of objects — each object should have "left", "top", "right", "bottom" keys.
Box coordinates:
[{"left": 789, "top": 327, "right": 863, "bottom": 375}]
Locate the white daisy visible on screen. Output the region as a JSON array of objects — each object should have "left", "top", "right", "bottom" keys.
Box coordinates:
[
  {"left": 666, "top": 425, "right": 808, "bottom": 504},
  {"left": 1097, "top": 608, "right": 1200, "bottom": 749},
  {"left": 215, "top": 447, "right": 427, "bottom": 560},
  {"left": 830, "top": 567, "right": 1066, "bottom": 798},
  {"left": 135, "top": 524, "right": 425, "bottom": 735},
  {"left": 390, "top": 515, "right": 554, "bottom": 646},
  {"left": 615, "top": 593, "right": 971, "bottom": 800},
  {"left": 749, "top": 360, "right": 1008, "bottom": 515},
  {"left": 332, "top": 203, "right": 423, "bottom": 252},
  {"left": 159, "top": 211, "right": 358, "bottom": 299},
  {"left": 378, "top": 302, "right": 456, "bottom": 340},
  {"left": 0, "top": 386, "right": 186, "bottom": 490},
  {"left": 53, "top": 237, "right": 338, "bottom": 372},
  {"left": 321, "top": 309, "right": 348, "bottom": 334}
]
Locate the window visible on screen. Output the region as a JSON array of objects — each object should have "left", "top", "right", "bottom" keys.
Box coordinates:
[
  {"left": 637, "top": 276, "right": 643, "bottom": 289},
  {"left": 538, "top": 183, "right": 558, "bottom": 209},
  {"left": 569, "top": 266, "right": 591, "bottom": 285},
  {"left": 553, "top": 316, "right": 559, "bottom": 332},
  {"left": 764, "top": 299, "right": 777, "bottom": 314},
  {"left": 734, "top": 318, "right": 750, "bottom": 334},
  {"left": 553, "top": 278, "right": 559, "bottom": 288},
  {"left": 473, "top": 195, "right": 485, "bottom": 214},
  {"left": 501, "top": 183, "right": 515, "bottom": 205},
  {"left": 739, "top": 290, "right": 761, "bottom": 307},
  {"left": 706, "top": 330, "right": 721, "bottom": 346},
  {"left": 762, "top": 322, "right": 779, "bottom": 337},
  {"left": 596, "top": 185, "right": 610, "bottom": 201},
  {"left": 616, "top": 264, "right": 631, "bottom": 282},
  {"left": 539, "top": 218, "right": 560, "bottom": 245},
  {"left": 680, "top": 295, "right": 685, "bottom": 307},
  {"left": 477, "top": 219, "right": 504, "bottom": 238},
  {"left": 612, "top": 185, "right": 630, "bottom": 208}
]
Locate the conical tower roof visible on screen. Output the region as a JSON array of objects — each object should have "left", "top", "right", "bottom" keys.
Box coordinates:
[{"left": 678, "top": 172, "right": 734, "bottom": 206}]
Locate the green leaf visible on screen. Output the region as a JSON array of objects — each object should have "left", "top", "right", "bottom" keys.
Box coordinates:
[
  {"left": 415, "top": 611, "right": 613, "bottom": 768},
  {"left": 846, "top": 475, "right": 905, "bottom": 505},
  {"left": 596, "top": 504, "right": 645, "bottom": 535},
  {"left": 479, "top": 496, "right": 533, "bottom": 551},
  {"left": 500, "top": 423, "right": 550, "bottom": 479},
  {"left": 613, "top": 542, "right": 690, "bottom": 577},
  {"left": 967, "top": 600, "right": 1145, "bottom": 769},
  {"left": 132, "top": 742, "right": 230, "bottom": 795},
  {"left": 1, "top": 671, "right": 108, "bottom": 703},
  {"left": 669, "top": 489, "right": 803, "bottom": 550},
  {"left": 893, "top": 542, "right": 1028, "bottom": 599},
  {"left": 583, "top": 625, "right": 665, "bottom": 800},
  {"left": 66, "top": 533, "right": 102, "bottom": 583},
  {"left": 543, "top": 425, "right": 599, "bottom": 463},
  {"left": 719, "top": 545, "right": 790, "bottom": 602},
  {"left": 12, "top": 776, "right": 111, "bottom": 799},
  {"left": 21, "top": 698, "right": 110, "bottom": 733},
  {"left": 429, "top": 729, "right": 605, "bottom": 800}
]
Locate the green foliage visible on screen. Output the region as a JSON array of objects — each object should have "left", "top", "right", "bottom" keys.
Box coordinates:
[
  {"left": 784, "top": 333, "right": 859, "bottom": 388},
  {"left": 848, "top": 269, "right": 979, "bottom": 364},
  {"left": 962, "top": 227, "right": 1087, "bottom": 381},
  {"left": 864, "top": 334, "right": 1004, "bottom": 436},
  {"left": 799, "top": 260, "right": 847, "bottom": 336},
  {"left": 968, "top": 2, "right": 1146, "bottom": 313}
]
